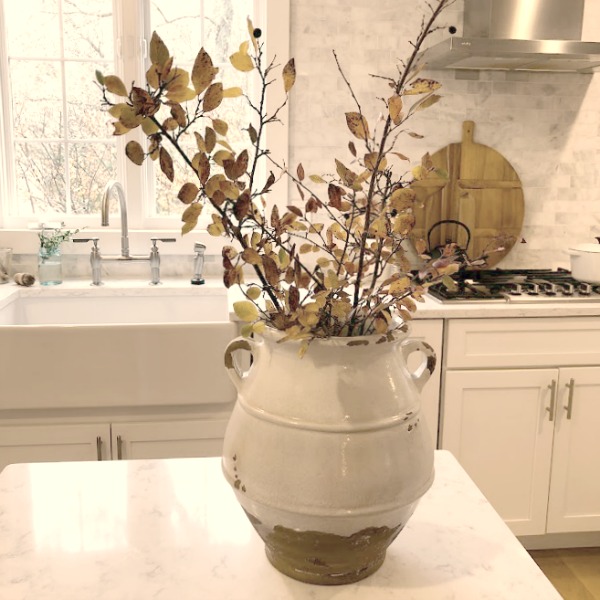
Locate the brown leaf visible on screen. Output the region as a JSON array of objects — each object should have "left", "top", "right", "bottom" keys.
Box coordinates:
[
  {"left": 203, "top": 82, "right": 223, "bottom": 112},
  {"left": 204, "top": 127, "right": 216, "bottom": 153},
  {"left": 328, "top": 183, "right": 344, "bottom": 209},
  {"left": 171, "top": 104, "right": 187, "bottom": 127},
  {"left": 345, "top": 112, "right": 370, "bottom": 140},
  {"left": 348, "top": 141, "right": 357, "bottom": 157},
  {"left": 125, "top": 140, "right": 145, "bottom": 165},
  {"left": 131, "top": 87, "right": 158, "bottom": 117},
  {"left": 305, "top": 196, "right": 321, "bottom": 213},
  {"left": 233, "top": 192, "right": 251, "bottom": 220},
  {"left": 282, "top": 58, "right": 296, "bottom": 93},
  {"left": 262, "top": 255, "right": 280, "bottom": 287},
  {"left": 270, "top": 204, "right": 281, "bottom": 229},
  {"left": 192, "top": 48, "right": 218, "bottom": 94},
  {"left": 296, "top": 163, "right": 305, "bottom": 181},
  {"left": 149, "top": 31, "right": 170, "bottom": 67},
  {"left": 287, "top": 205, "right": 303, "bottom": 218},
  {"left": 247, "top": 123, "right": 258, "bottom": 144},
  {"left": 159, "top": 147, "right": 174, "bottom": 181},
  {"left": 224, "top": 149, "right": 249, "bottom": 180},
  {"left": 119, "top": 106, "right": 142, "bottom": 129},
  {"left": 197, "top": 151, "right": 210, "bottom": 184},
  {"left": 260, "top": 172, "right": 276, "bottom": 194},
  {"left": 288, "top": 285, "right": 300, "bottom": 311},
  {"left": 177, "top": 182, "right": 199, "bottom": 204}
]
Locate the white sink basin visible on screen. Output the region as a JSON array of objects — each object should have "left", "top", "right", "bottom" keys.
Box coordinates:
[{"left": 0, "top": 281, "right": 237, "bottom": 411}]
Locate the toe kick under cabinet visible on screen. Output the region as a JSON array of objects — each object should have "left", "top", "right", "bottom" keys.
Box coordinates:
[{"left": 440, "top": 316, "right": 600, "bottom": 538}]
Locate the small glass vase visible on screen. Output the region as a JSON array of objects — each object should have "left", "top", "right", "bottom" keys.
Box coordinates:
[{"left": 38, "top": 246, "right": 63, "bottom": 286}]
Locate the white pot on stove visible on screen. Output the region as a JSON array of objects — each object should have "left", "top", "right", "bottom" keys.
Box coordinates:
[{"left": 567, "top": 241, "right": 600, "bottom": 284}]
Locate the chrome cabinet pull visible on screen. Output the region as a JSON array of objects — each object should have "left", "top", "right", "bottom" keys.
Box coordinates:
[
  {"left": 564, "top": 378, "right": 575, "bottom": 420},
  {"left": 117, "top": 435, "right": 123, "bottom": 460},
  {"left": 546, "top": 379, "right": 557, "bottom": 421},
  {"left": 96, "top": 436, "right": 103, "bottom": 461}
]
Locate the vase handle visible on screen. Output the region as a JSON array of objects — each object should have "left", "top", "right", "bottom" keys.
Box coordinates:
[
  {"left": 401, "top": 339, "right": 437, "bottom": 392},
  {"left": 224, "top": 336, "right": 257, "bottom": 391}
]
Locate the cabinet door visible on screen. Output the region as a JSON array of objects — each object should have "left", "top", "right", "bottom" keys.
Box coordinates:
[
  {"left": 111, "top": 419, "right": 229, "bottom": 460},
  {"left": 0, "top": 423, "right": 111, "bottom": 472},
  {"left": 441, "top": 369, "right": 556, "bottom": 536},
  {"left": 547, "top": 367, "right": 600, "bottom": 533}
]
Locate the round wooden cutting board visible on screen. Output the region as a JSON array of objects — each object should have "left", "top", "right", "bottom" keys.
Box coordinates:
[{"left": 411, "top": 120, "right": 524, "bottom": 268}]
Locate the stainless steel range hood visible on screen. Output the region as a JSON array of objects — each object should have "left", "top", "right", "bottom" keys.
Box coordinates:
[{"left": 418, "top": 0, "right": 600, "bottom": 73}]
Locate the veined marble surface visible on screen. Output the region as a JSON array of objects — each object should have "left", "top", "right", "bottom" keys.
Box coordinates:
[
  {"left": 1, "top": 277, "right": 599, "bottom": 319},
  {"left": 0, "top": 451, "right": 561, "bottom": 600}
]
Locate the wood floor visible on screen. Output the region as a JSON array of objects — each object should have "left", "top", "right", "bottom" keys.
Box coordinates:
[{"left": 529, "top": 548, "right": 600, "bottom": 599}]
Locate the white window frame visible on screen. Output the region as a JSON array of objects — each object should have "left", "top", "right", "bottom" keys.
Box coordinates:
[{"left": 0, "top": 0, "right": 290, "bottom": 255}]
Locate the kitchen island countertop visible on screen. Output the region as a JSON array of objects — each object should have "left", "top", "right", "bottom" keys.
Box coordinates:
[{"left": 0, "top": 450, "right": 561, "bottom": 599}]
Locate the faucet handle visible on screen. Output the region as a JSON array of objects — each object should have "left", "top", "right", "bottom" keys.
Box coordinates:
[
  {"left": 151, "top": 237, "right": 176, "bottom": 245},
  {"left": 73, "top": 237, "right": 100, "bottom": 250}
]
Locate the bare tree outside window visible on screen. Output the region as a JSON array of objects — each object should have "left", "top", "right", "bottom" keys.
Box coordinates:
[{"left": 3, "top": 0, "right": 255, "bottom": 223}]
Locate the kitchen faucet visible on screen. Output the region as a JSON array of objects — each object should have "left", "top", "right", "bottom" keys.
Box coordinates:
[
  {"left": 73, "top": 181, "right": 175, "bottom": 285},
  {"left": 101, "top": 181, "right": 130, "bottom": 258}
]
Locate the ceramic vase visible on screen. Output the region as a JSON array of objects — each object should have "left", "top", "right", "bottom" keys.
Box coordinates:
[{"left": 221, "top": 325, "right": 436, "bottom": 585}]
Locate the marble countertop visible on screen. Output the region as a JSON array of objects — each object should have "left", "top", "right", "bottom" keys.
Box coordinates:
[
  {"left": 1, "top": 278, "right": 599, "bottom": 319},
  {"left": 0, "top": 451, "right": 560, "bottom": 599}
]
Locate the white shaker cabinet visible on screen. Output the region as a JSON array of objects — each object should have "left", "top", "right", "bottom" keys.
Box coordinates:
[
  {"left": 546, "top": 366, "right": 600, "bottom": 533},
  {"left": 0, "top": 423, "right": 112, "bottom": 472},
  {"left": 0, "top": 418, "right": 230, "bottom": 472},
  {"left": 441, "top": 317, "right": 600, "bottom": 537},
  {"left": 110, "top": 419, "right": 229, "bottom": 460}
]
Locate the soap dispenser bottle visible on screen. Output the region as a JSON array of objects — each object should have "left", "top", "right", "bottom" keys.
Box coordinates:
[{"left": 191, "top": 242, "right": 206, "bottom": 285}]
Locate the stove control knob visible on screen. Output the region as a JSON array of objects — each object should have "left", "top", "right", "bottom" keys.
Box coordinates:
[
  {"left": 527, "top": 282, "right": 540, "bottom": 295},
  {"left": 578, "top": 282, "right": 592, "bottom": 295},
  {"left": 560, "top": 283, "right": 574, "bottom": 296}
]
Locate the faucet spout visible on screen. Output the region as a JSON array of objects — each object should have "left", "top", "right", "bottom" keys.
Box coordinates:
[{"left": 101, "top": 180, "right": 129, "bottom": 258}]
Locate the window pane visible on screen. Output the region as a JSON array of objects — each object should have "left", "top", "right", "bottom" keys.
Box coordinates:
[
  {"left": 62, "top": 0, "right": 114, "bottom": 60},
  {"left": 5, "top": 0, "right": 61, "bottom": 58},
  {"left": 14, "top": 142, "right": 66, "bottom": 215},
  {"left": 149, "top": 0, "right": 253, "bottom": 64},
  {"left": 69, "top": 143, "right": 116, "bottom": 215},
  {"left": 148, "top": 0, "right": 256, "bottom": 219},
  {"left": 66, "top": 62, "right": 113, "bottom": 139},
  {"left": 10, "top": 60, "right": 63, "bottom": 139}
]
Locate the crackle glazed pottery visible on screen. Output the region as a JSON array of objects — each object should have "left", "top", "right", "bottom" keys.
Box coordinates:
[{"left": 221, "top": 324, "right": 436, "bottom": 585}]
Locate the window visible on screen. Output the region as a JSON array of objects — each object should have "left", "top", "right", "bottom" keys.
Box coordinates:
[{"left": 0, "top": 0, "right": 289, "bottom": 251}]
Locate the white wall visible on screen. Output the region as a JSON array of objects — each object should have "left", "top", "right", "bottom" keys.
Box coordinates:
[{"left": 288, "top": 0, "right": 600, "bottom": 270}]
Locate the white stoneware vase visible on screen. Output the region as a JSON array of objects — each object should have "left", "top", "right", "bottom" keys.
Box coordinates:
[{"left": 221, "top": 325, "right": 436, "bottom": 585}]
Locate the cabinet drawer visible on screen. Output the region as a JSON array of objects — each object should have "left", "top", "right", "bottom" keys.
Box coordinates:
[{"left": 446, "top": 317, "right": 600, "bottom": 368}]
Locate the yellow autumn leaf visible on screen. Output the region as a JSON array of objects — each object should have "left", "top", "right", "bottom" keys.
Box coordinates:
[
  {"left": 233, "top": 300, "right": 259, "bottom": 322},
  {"left": 222, "top": 87, "right": 243, "bottom": 98},
  {"left": 192, "top": 48, "right": 219, "bottom": 95},
  {"left": 345, "top": 112, "right": 370, "bottom": 140},
  {"left": 230, "top": 41, "right": 254, "bottom": 72},
  {"left": 388, "top": 94, "right": 403, "bottom": 124},
  {"left": 246, "top": 286, "right": 261, "bottom": 300},
  {"left": 149, "top": 31, "right": 170, "bottom": 67},
  {"left": 104, "top": 75, "right": 128, "bottom": 97},
  {"left": 282, "top": 58, "right": 296, "bottom": 93},
  {"left": 247, "top": 17, "right": 258, "bottom": 52}
]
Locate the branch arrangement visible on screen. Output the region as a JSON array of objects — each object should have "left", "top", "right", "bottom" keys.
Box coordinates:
[{"left": 98, "top": 0, "right": 477, "bottom": 353}]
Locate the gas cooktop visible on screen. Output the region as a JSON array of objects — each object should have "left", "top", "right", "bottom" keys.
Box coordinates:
[{"left": 427, "top": 268, "right": 600, "bottom": 303}]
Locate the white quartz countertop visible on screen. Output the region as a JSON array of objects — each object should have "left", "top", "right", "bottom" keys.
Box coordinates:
[
  {"left": 0, "top": 451, "right": 560, "bottom": 600},
  {"left": 1, "top": 277, "right": 600, "bottom": 319}
]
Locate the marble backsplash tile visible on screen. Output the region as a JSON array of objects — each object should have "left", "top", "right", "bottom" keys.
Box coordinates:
[{"left": 288, "top": 0, "right": 600, "bottom": 271}]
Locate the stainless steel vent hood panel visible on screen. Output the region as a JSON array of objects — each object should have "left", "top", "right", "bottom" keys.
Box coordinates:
[
  {"left": 418, "top": 0, "right": 600, "bottom": 73},
  {"left": 421, "top": 37, "right": 600, "bottom": 73}
]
